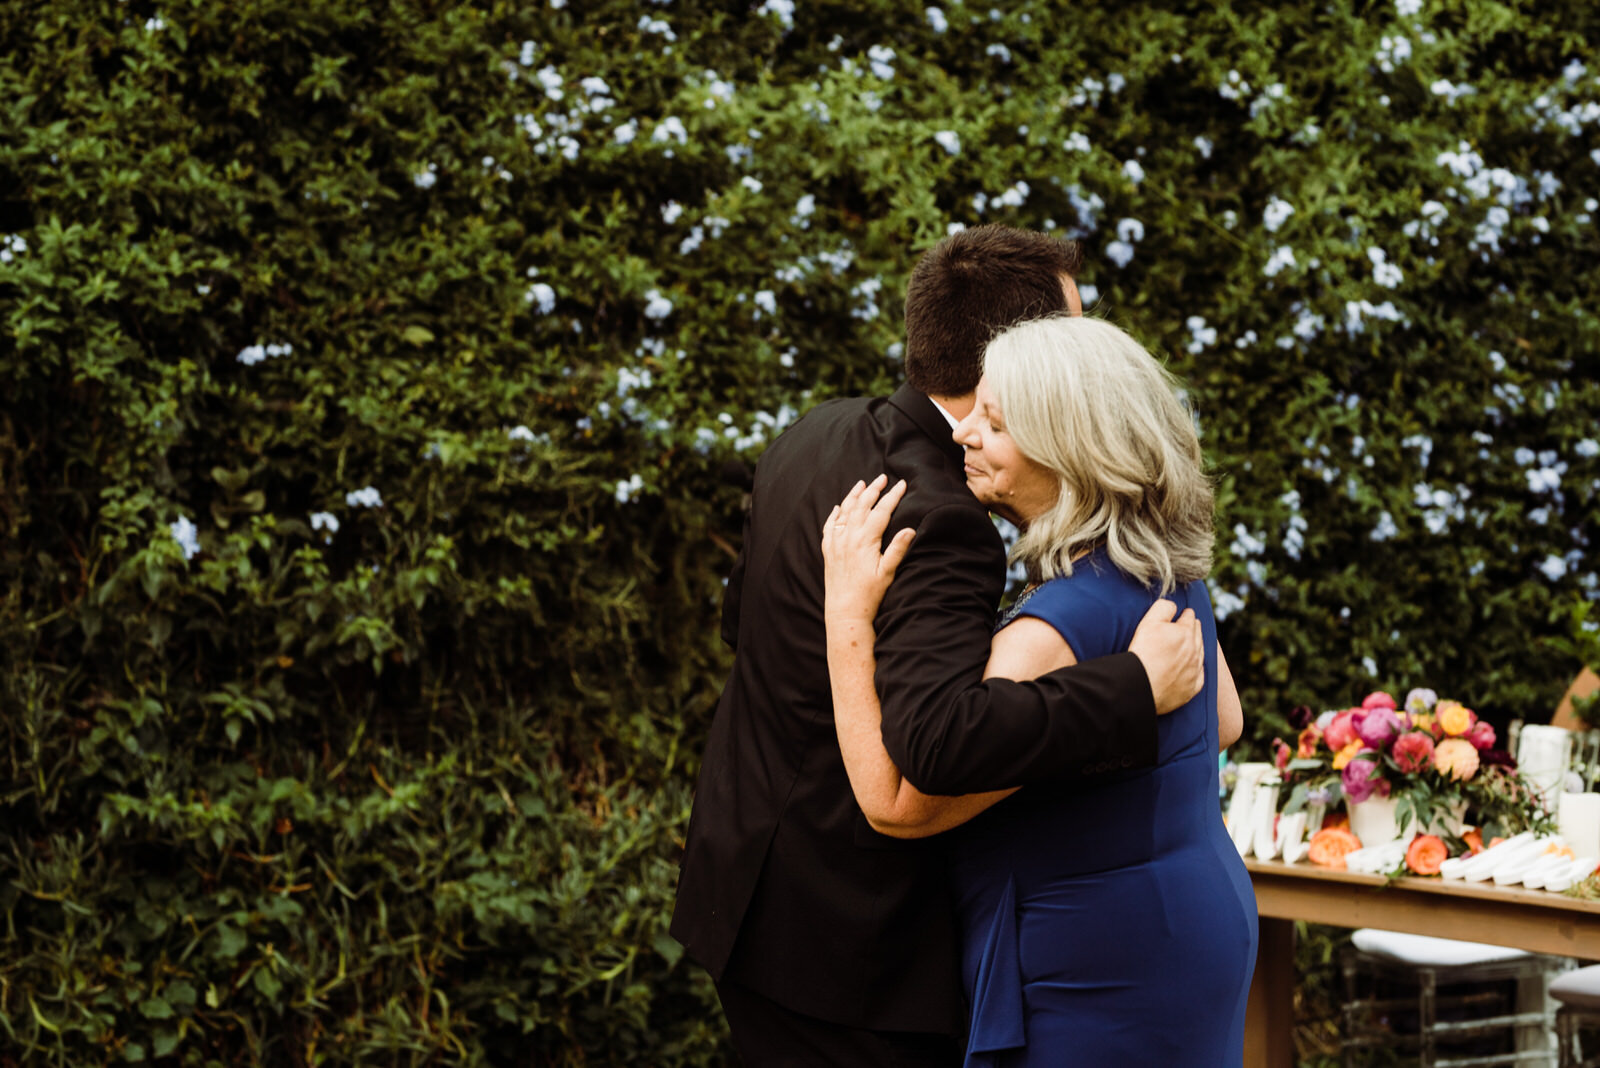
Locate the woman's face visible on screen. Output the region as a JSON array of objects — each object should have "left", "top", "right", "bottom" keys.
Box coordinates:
[{"left": 952, "top": 377, "right": 1058, "bottom": 526}]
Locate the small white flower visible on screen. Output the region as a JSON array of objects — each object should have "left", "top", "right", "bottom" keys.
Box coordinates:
[
  {"left": 1540, "top": 555, "right": 1568, "bottom": 581},
  {"left": 1077, "top": 283, "right": 1098, "bottom": 307},
  {"left": 507, "top": 426, "right": 536, "bottom": 442},
  {"left": 413, "top": 164, "right": 438, "bottom": 189},
  {"left": 643, "top": 289, "right": 674, "bottom": 320},
  {"left": 867, "top": 45, "right": 896, "bottom": 80},
  {"left": 934, "top": 130, "right": 961, "bottom": 155},
  {"left": 1106, "top": 240, "right": 1135, "bottom": 269},
  {"left": 753, "top": 290, "right": 777, "bottom": 317},
  {"left": 613, "top": 120, "right": 638, "bottom": 145},
  {"left": 170, "top": 516, "right": 199, "bottom": 560},
  {"left": 536, "top": 66, "right": 564, "bottom": 100},
  {"left": 616, "top": 473, "right": 645, "bottom": 504},
  {"left": 755, "top": 0, "right": 795, "bottom": 29},
  {"left": 1116, "top": 218, "right": 1144, "bottom": 244},
  {"left": 345, "top": 486, "right": 383, "bottom": 508},
  {"left": 741, "top": 176, "right": 763, "bottom": 194},
  {"left": 926, "top": 6, "right": 948, "bottom": 32},
  {"left": 1395, "top": 0, "right": 1423, "bottom": 15},
  {"left": 145, "top": 15, "right": 164, "bottom": 31},
  {"left": 526, "top": 283, "right": 556, "bottom": 314},
  {"left": 793, "top": 194, "right": 816, "bottom": 218},
  {"left": 236, "top": 344, "right": 266, "bottom": 366},
  {"left": 1063, "top": 132, "right": 1091, "bottom": 153},
  {"left": 652, "top": 116, "right": 688, "bottom": 144},
  {"left": 1192, "top": 135, "right": 1213, "bottom": 159},
  {"left": 310, "top": 511, "right": 340, "bottom": 535},
  {"left": 1263, "top": 197, "right": 1294, "bottom": 233},
  {"left": 1121, "top": 159, "right": 1145, "bottom": 184},
  {"left": 1263, "top": 245, "right": 1295, "bottom": 277},
  {"left": 661, "top": 201, "right": 684, "bottom": 225}
]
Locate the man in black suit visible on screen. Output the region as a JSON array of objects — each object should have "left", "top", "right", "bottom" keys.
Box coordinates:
[{"left": 671, "top": 225, "right": 1207, "bottom": 1065}]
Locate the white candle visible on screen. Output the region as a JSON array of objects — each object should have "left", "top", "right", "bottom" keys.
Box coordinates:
[
  {"left": 1518, "top": 725, "right": 1573, "bottom": 809},
  {"left": 1225, "top": 763, "right": 1274, "bottom": 856},
  {"left": 1560, "top": 792, "right": 1600, "bottom": 859}
]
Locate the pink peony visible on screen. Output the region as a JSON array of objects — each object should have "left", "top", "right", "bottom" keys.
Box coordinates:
[
  {"left": 1391, "top": 730, "right": 1436, "bottom": 774},
  {"left": 1342, "top": 754, "right": 1386, "bottom": 803},
  {"left": 1324, "top": 710, "right": 1360, "bottom": 752},
  {"left": 1465, "top": 720, "right": 1496, "bottom": 751},
  {"left": 1357, "top": 708, "right": 1403, "bottom": 750},
  {"left": 1433, "top": 737, "right": 1481, "bottom": 781},
  {"left": 1362, "top": 691, "right": 1398, "bottom": 711}
]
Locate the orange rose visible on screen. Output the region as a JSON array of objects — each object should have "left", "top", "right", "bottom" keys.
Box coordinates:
[
  {"left": 1433, "top": 737, "right": 1480, "bottom": 781},
  {"left": 1462, "top": 829, "right": 1484, "bottom": 855},
  {"left": 1406, "top": 834, "right": 1448, "bottom": 875},
  {"left": 1435, "top": 700, "right": 1474, "bottom": 737},
  {"left": 1331, "top": 739, "right": 1363, "bottom": 770},
  {"left": 1309, "top": 827, "right": 1363, "bottom": 869}
]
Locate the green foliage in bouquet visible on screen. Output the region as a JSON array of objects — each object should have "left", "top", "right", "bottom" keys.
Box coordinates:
[{"left": 2, "top": 0, "right": 1598, "bottom": 1063}]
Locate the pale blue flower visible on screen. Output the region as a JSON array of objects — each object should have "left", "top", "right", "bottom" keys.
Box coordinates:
[
  {"left": 346, "top": 486, "right": 383, "bottom": 508},
  {"left": 527, "top": 283, "right": 556, "bottom": 314},
  {"left": 1263, "top": 197, "right": 1294, "bottom": 233},
  {"left": 1106, "top": 240, "right": 1135, "bottom": 268},
  {"left": 756, "top": 0, "right": 794, "bottom": 29},
  {"left": 170, "top": 516, "right": 199, "bottom": 560},
  {"left": 643, "top": 289, "right": 673, "bottom": 320},
  {"left": 926, "top": 6, "right": 948, "bottom": 32},
  {"left": 934, "top": 130, "right": 961, "bottom": 155}
]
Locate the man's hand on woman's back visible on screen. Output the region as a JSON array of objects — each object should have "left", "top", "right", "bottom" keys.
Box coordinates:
[{"left": 1128, "top": 599, "right": 1205, "bottom": 715}]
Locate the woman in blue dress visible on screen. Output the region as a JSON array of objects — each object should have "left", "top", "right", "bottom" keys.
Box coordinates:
[{"left": 821, "top": 314, "right": 1257, "bottom": 1066}]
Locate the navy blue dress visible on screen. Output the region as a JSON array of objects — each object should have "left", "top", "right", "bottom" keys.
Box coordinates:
[{"left": 947, "top": 550, "right": 1258, "bottom": 1067}]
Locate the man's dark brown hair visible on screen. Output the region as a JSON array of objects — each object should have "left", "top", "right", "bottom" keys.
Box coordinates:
[{"left": 903, "top": 224, "right": 1084, "bottom": 397}]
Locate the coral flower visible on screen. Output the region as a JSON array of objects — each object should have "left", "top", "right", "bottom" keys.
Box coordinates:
[
  {"left": 1331, "top": 739, "right": 1364, "bottom": 770},
  {"left": 1462, "top": 829, "right": 1484, "bottom": 855},
  {"left": 1341, "top": 754, "right": 1385, "bottom": 803},
  {"left": 1465, "top": 720, "right": 1496, "bottom": 751},
  {"left": 1296, "top": 724, "right": 1323, "bottom": 759},
  {"left": 1436, "top": 700, "right": 1475, "bottom": 737},
  {"left": 1357, "top": 708, "right": 1403, "bottom": 750},
  {"left": 1406, "top": 834, "right": 1448, "bottom": 875},
  {"left": 1363, "top": 691, "right": 1398, "bottom": 711},
  {"left": 1391, "top": 730, "right": 1436, "bottom": 774},
  {"left": 1324, "top": 711, "right": 1360, "bottom": 752},
  {"left": 1273, "top": 738, "right": 1292, "bottom": 772},
  {"left": 1309, "top": 827, "right": 1363, "bottom": 869},
  {"left": 1433, "top": 737, "right": 1480, "bottom": 781}
]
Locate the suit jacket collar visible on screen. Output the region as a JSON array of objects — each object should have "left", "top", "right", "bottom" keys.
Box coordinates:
[{"left": 888, "top": 384, "right": 964, "bottom": 467}]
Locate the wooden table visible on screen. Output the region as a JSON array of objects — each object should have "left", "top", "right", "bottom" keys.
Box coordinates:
[{"left": 1244, "top": 857, "right": 1600, "bottom": 1068}]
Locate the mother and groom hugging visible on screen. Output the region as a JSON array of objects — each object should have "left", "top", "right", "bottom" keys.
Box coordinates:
[{"left": 671, "top": 224, "right": 1259, "bottom": 1066}]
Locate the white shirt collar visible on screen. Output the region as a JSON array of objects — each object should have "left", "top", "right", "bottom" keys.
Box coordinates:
[{"left": 929, "top": 398, "right": 960, "bottom": 430}]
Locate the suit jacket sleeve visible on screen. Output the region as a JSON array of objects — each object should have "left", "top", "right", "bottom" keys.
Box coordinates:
[
  {"left": 873, "top": 503, "right": 1158, "bottom": 795},
  {"left": 719, "top": 504, "right": 753, "bottom": 650}
]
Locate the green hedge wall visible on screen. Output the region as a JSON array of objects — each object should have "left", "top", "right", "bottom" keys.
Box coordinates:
[{"left": 2, "top": 0, "right": 1596, "bottom": 1064}]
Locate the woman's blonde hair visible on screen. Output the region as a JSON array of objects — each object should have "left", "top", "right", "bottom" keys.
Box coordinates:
[{"left": 982, "top": 314, "right": 1213, "bottom": 594}]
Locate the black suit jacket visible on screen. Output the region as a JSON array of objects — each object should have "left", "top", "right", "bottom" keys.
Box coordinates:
[{"left": 670, "top": 385, "right": 1157, "bottom": 1034}]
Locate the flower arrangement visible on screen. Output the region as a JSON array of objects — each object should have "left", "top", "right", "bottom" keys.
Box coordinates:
[{"left": 1274, "top": 687, "right": 1553, "bottom": 871}]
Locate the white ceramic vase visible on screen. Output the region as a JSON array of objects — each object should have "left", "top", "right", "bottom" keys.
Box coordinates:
[{"left": 1348, "top": 795, "right": 1403, "bottom": 850}]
